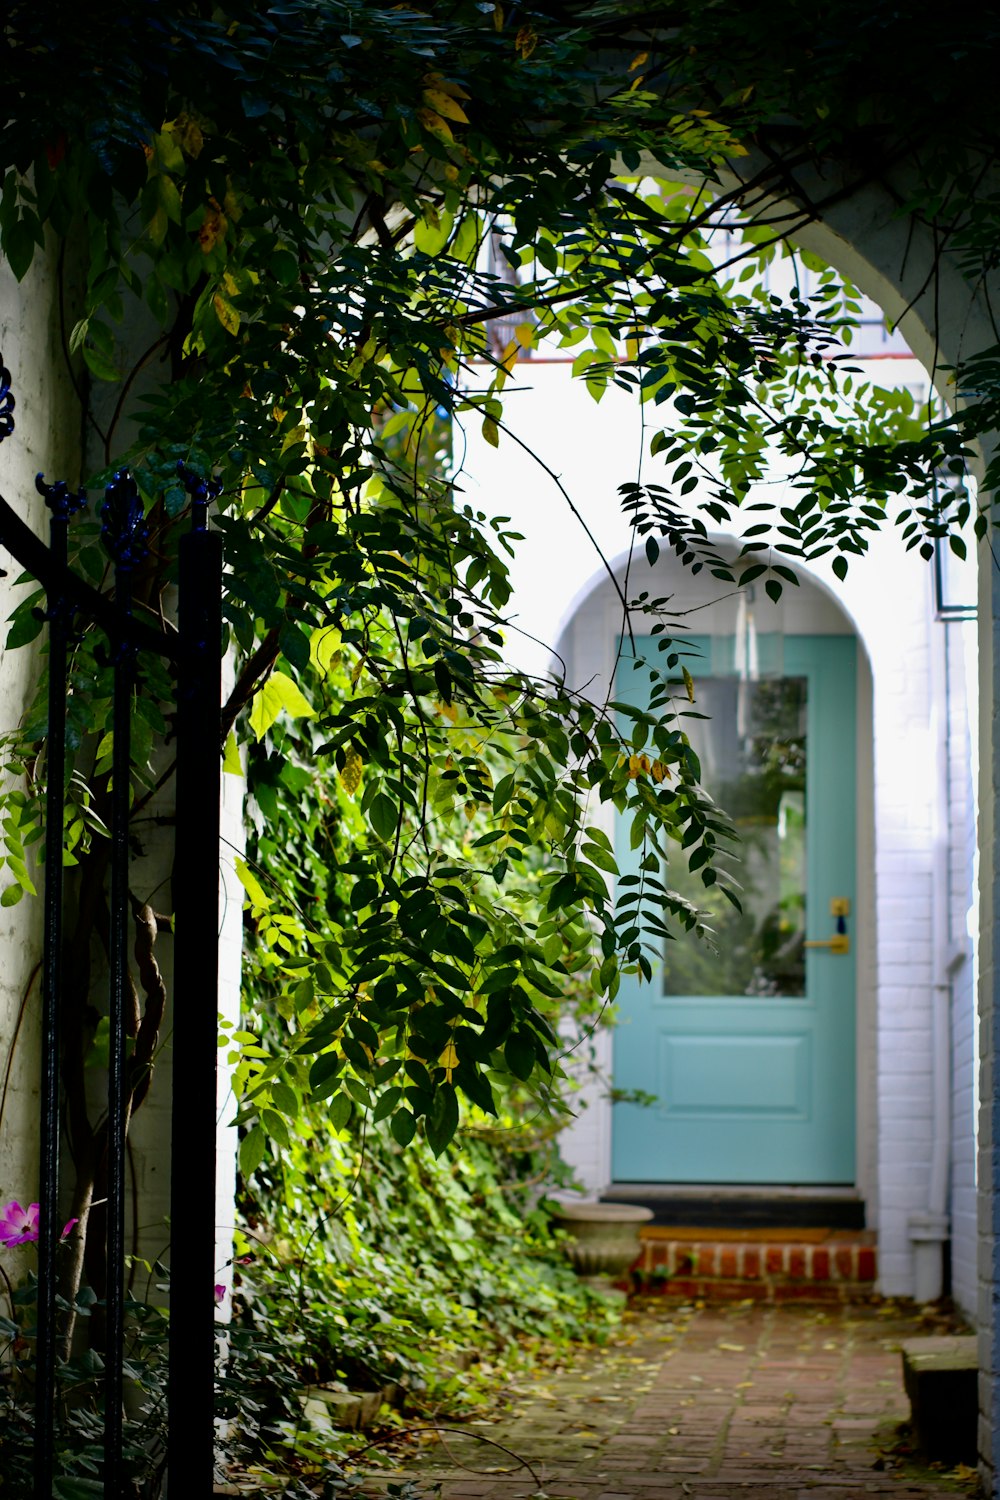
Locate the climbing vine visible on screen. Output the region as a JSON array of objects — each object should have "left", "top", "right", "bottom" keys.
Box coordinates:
[{"left": 0, "top": 0, "right": 997, "bottom": 1285}]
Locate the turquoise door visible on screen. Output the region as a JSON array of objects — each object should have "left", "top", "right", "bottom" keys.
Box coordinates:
[{"left": 612, "top": 635, "right": 856, "bottom": 1184}]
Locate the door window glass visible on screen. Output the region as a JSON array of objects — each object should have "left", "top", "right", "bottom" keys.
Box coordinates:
[{"left": 665, "top": 676, "right": 808, "bottom": 998}]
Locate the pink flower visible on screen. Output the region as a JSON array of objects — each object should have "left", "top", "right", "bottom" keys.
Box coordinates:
[
  {"left": 0, "top": 1201, "right": 38, "bottom": 1246},
  {"left": 214, "top": 1284, "right": 226, "bottom": 1306},
  {"left": 0, "top": 1202, "right": 78, "bottom": 1248}
]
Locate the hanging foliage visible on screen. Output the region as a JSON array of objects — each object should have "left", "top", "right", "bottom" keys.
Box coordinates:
[{"left": 0, "top": 0, "right": 995, "bottom": 1175}]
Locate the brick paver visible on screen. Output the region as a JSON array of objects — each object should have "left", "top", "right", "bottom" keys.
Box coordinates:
[{"left": 361, "top": 1301, "right": 977, "bottom": 1500}]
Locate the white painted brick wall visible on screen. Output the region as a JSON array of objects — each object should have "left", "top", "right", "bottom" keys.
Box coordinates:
[
  {"left": 549, "top": 504, "right": 977, "bottom": 1306},
  {"left": 948, "top": 616, "right": 979, "bottom": 1320},
  {"left": 0, "top": 246, "right": 84, "bottom": 1252}
]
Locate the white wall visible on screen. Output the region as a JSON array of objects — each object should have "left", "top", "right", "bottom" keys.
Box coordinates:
[
  {"left": 950, "top": 616, "right": 979, "bottom": 1318},
  {"left": 0, "top": 245, "right": 83, "bottom": 1255},
  {"left": 0, "top": 251, "right": 243, "bottom": 1299},
  {"left": 455, "top": 355, "right": 978, "bottom": 1303}
]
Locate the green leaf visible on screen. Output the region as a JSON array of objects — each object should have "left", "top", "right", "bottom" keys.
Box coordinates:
[
  {"left": 369, "top": 791, "right": 398, "bottom": 843},
  {"left": 425, "top": 1084, "right": 459, "bottom": 1156},
  {"left": 503, "top": 1029, "right": 535, "bottom": 1082},
  {"left": 6, "top": 608, "right": 44, "bottom": 650},
  {"left": 248, "top": 670, "right": 315, "bottom": 740},
  {"left": 413, "top": 208, "right": 454, "bottom": 257},
  {"left": 261, "top": 1107, "right": 290, "bottom": 1149},
  {"left": 3, "top": 217, "right": 37, "bottom": 282},
  {"left": 239, "top": 1125, "right": 266, "bottom": 1176},
  {"left": 271, "top": 247, "right": 299, "bottom": 286},
  {"left": 373, "top": 1085, "right": 403, "bottom": 1122},
  {"left": 270, "top": 1081, "right": 298, "bottom": 1116},
  {"left": 52, "top": 1479, "right": 106, "bottom": 1499},
  {"left": 223, "top": 731, "right": 243, "bottom": 777},
  {"left": 309, "top": 1052, "right": 342, "bottom": 1089},
  {"left": 0, "top": 884, "right": 23, "bottom": 907},
  {"left": 329, "top": 1093, "right": 352, "bottom": 1132},
  {"left": 580, "top": 841, "right": 618, "bottom": 875},
  {"left": 82, "top": 340, "right": 120, "bottom": 382},
  {"left": 391, "top": 1108, "right": 416, "bottom": 1146}
]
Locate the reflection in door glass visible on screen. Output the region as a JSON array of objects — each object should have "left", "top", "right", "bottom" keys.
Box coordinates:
[{"left": 665, "top": 677, "right": 807, "bottom": 998}]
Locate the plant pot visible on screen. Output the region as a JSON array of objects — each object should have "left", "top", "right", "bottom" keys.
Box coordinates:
[{"left": 549, "top": 1201, "right": 653, "bottom": 1278}]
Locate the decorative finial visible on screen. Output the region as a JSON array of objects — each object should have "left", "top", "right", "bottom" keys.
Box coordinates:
[
  {"left": 36, "top": 474, "right": 87, "bottom": 521},
  {"left": 100, "top": 470, "right": 149, "bottom": 570},
  {"left": 176, "top": 461, "right": 223, "bottom": 533},
  {"left": 0, "top": 360, "right": 13, "bottom": 444}
]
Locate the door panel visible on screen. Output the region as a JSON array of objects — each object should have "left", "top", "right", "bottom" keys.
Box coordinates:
[{"left": 611, "top": 635, "right": 856, "bottom": 1185}]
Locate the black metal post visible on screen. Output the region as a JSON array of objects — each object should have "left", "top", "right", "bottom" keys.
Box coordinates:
[
  {"left": 34, "top": 475, "right": 85, "bottom": 1500},
  {"left": 100, "top": 471, "right": 146, "bottom": 1497},
  {"left": 99, "top": 474, "right": 147, "bottom": 1493},
  {"left": 167, "top": 471, "right": 223, "bottom": 1493}
]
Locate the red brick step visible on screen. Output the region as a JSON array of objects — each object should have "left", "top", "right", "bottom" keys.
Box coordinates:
[{"left": 634, "top": 1226, "right": 877, "bottom": 1302}]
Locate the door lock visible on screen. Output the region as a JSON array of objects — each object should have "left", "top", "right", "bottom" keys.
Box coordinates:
[
  {"left": 804, "top": 933, "right": 850, "bottom": 955},
  {"left": 804, "top": 898, "right": 850, "bottom": 954}
]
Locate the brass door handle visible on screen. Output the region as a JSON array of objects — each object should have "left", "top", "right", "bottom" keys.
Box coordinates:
[{"left": 804, "top": 934, "right": 850, "bottom": 955}]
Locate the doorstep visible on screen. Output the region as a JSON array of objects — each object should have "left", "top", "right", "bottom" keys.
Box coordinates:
[
  {"left": 633, "top": 1225, "right": 877, "bottom": 1302},
  {"left": 601, "top": 1182, "right": 866, "bottom": 1228}
]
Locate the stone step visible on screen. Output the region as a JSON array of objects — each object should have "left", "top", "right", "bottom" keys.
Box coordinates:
[
  {"left": 633, "top": 1226, "right": 877, "bottom": 1301},
  {"left": 602, "top": 1183, "right": 866, "bottom": 1229},
  {"left": 901, "top": 1335, "right": 978, "bottom": 1466}
]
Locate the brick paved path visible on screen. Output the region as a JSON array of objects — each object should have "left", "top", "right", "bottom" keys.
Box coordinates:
[{"left": 364, "top": 1301, "right": 977, "bottom": 1500}]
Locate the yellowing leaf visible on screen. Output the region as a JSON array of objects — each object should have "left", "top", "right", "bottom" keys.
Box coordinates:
[
  {"left": 339, "top": 746, "right": 363, "bottom": 797},
  {"left": 213, "top": 292, "right": 240, "bottom": 336},
  {"left": 423, "top": 71, "right": 471, "bottom": 101},
  {"left": 309, "top": 625, "right": 342, "bottom": 673},
  {"left": 423, "top": 89, "right": 469, "bottom": 124},
  {"left": 414, "top": 207, "right": 454, "bottom": 257},
  {"left": 482, "top": 415, "right": 499, "bottom": 447},
  {"left": 416, "top": 108, "right": 454, "bottom": 143},
  {"left": 198, "top": 199, "right": 227, "bottom": 254},
  {"left": 515, "top": 23, "right": 537, "bottom": 57},
  {"left": 515, "top": 321, "right": 534, "bottom": 349},
  {"left": 235, "top": 856, "right": 272, "bottom": 909},
  {"left": 681, "top": 665, "right": 696, "bottom": 703},
  {"left": 493, "top": 3, "right": 504, "bottom": 29},
  {"left": 173, "top": 113, "right": 204, "bottom": 158},
  {"left": 248, "top": 670, "right": 315, "bottom": 740},
  {"left": 500, "top": 338, "right": 519, "bottom": 373},
  {"left": 223, "top": 731, "right": 243, "bottom": 778},
  {"left": 152, "top": 129, "right": 185, "bottom": 174},
  {"left": 158, "top": 173, "right": 183, "bottom": 225},
  {"left": 629, "top": 51, "right": 649, "bottom": 71}
]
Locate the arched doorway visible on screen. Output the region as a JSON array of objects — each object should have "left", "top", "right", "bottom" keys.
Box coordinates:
[
  {"left": 611, "top": 623, "right": 857, "bottom": 1187},
  {"left": 551, "top": 544, "right": 877, "bottom": 1210}
]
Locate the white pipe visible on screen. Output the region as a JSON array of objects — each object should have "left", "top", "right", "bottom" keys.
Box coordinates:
[{"left": 910, "top": 612, "right": 955, "bottom": 1300}]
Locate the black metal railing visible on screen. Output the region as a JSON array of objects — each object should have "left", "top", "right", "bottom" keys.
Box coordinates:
[{"left": 0, "top": 355, "right": 222, "bottom": 1497}]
